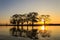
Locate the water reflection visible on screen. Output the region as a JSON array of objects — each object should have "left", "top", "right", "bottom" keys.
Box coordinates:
[
  {"left": 10, "top": 26, "right": 17, "bottom": 36},
  {"left": 0, "top": 26, "right": 60, "bottom": 40}
]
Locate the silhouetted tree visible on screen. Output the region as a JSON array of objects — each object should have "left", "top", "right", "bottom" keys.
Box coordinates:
[
  {"left": 19, "top": 14, "right": 26, "bottom": 30},
  {"left": 39, "top": 15, "right": 50, "bottom": 24},
  {"left": 10, "top": 14, "right": 21, "bottom": 36},
  {"left": 26, "top": 14, "right": 31, "bottom": 31},
  {"left": 39, "top": 15, "right": 51, "bottom": 38},
  {"left": 28, "top": 12, "right": 38, "bottom": 30}
]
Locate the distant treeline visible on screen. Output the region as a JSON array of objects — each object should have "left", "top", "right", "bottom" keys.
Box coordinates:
[{"left": 0, "top": 23, "right": 60, "bottom": 26}]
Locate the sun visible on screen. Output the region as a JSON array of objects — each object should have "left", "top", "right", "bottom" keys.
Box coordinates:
[{"left": 41, "top": 18, "right": 45, "bottom": 22}]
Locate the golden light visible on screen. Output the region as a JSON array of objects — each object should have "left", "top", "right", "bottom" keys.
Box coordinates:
[
  {"left": 38, "top": 24, "right": 48, "bottom": 30},
  {"left": 38, "top": 18, "right": 44, "bottom": 25},
  {"left": 41, "top": 25, "right": 48, "bottom": 30},
  {"left": 41, "top": 25, "right": 45, "bottom": 30},
  {"left": 39, "top": 25, "right": 48, "bottom": 33},
  {"left": 41, "top": 19, "right": 45, "bottom": 30},
  {"left": 41, "top": 18, "right": 45, "bottom": 22},
  {"left": 38, "top": 25, "right": 45, "bottom": 31}
]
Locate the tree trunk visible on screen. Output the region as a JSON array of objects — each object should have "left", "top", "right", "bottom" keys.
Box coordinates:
[
  {"left": 27, "top": 21, "right": 28, "bottom": 31},
  {"left": 44, "top": 21, "right": 45, "bottom": 25},
  {"left": 17, "top": 23, "right": 19, "bottom": 30},
  {"left": 32, "top": 21, "right": 34, "bottom": 30},
  {"left": 21, "top": 22, "right": 23, "bottom": 30}
]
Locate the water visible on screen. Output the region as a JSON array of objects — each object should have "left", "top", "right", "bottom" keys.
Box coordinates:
[{"left": 0, "top": 26, "right": 60, "bottom": 40}]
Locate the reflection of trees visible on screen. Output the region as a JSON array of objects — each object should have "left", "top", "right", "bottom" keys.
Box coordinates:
[
  {"left": 9, "top": 12, "right": 51, "bottom": 39},
  {"left": 10, "top": 26, "right": 16, "bottom": 36},
  {"left": 10, "top": 14, "right": 18, "bottom": 36},
  {"left": 39, "top": 30, "right": 51, "bottom": 38},
  {"left": 10, "top": 12, "right": 39, "bottom": 37},
  {"left": 10, "top": 14, "right": 21, "bottom": 36},
  {"left": 39, "top": 15, "right": 51, "bottom": 38}
]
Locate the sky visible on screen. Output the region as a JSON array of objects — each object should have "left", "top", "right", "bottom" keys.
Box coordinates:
[{"left": 0, "top": 0, "right": 60, "bottom": 24}]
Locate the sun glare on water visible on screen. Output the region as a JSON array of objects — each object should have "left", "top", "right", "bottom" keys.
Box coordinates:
[
  {"left": 41, "top": 25, "right": 45, "bottom": 30},
  {"left": 38, "top": 25, "right": 48, "bottom": 31}
]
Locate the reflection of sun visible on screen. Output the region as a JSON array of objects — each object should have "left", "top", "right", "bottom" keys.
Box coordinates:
[
  {"left": 38, "top": 25, "right": 48, "bottom": 33},
  {"left": 38, "top": 25, "right": 48, "bottom": 31},
  {"left": 41, "top": 25, "right": 45, "bottom": 30}
]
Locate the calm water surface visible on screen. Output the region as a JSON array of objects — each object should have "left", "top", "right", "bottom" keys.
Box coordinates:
[{"left": 0, "top": 26, "right": 60, "bottom": 40}]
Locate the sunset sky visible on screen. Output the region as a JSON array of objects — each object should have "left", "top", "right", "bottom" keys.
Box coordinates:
[{"left": 0, "top": 0, "right": 60, "bottom": 24}]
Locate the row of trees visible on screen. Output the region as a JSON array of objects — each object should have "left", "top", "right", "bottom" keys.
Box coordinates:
[
  {"left": 10, "top": 12, "right": 50, "bottom": 30},
  {"left": 10, "top": 12, "right": 39, "bottom": 31},
  {"left": 10, "top": 12, "right": 50, "bottom": 37}
]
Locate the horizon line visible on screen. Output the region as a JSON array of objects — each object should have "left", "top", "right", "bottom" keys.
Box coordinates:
[{"left": 0, "top": 23, "right": 60, "bottom": 26}]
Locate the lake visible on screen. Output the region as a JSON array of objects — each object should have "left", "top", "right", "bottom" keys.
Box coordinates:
[{"left": 0, "top": 26, "right": 60, "bottom": 40}]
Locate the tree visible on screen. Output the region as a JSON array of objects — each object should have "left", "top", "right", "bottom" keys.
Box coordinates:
[
  {"left": 39, "top": 15, "right": 50, "bottom": 25},
  {"left": 39, "top": 15, "right": 51, "bottom": 38},
  {"left": 28, "top": 12, "right": 38, "bottom": 30},
  {"left": 10, "top": 14, "right": 21, "bottom": 35},
  {"left": 10, "top": 14, "right": 21, "bottom": 36},
  {"left": 19, "top": 14, "right": 26, "bottom": 30},
  {"left": 26, "top": 14, "right": 31, "bottom": 31}
]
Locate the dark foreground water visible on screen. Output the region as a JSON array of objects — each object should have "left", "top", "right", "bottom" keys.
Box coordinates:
[{"left": 0, "top": 26, "right": 60, "bottom": 40}]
